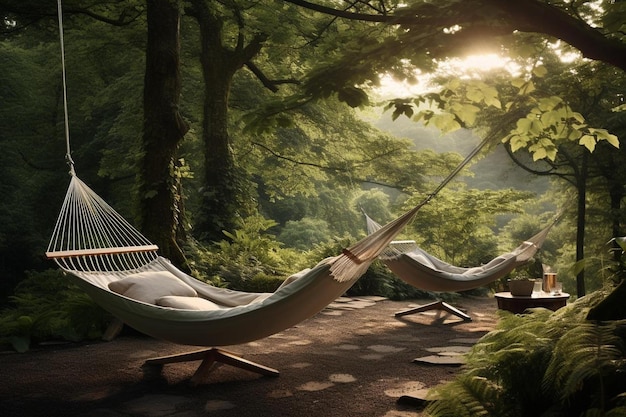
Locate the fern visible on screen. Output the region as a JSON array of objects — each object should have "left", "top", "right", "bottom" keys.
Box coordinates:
[
  {"left": 425, "top": 291, "right": 626, "bottom": 417},
  {"left": 543, "top": 320, "right": 626, "bottom": 411}
]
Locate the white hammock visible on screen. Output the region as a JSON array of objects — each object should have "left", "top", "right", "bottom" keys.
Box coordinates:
[
  {"left": 364, "top": 212, "right": 554, "bottom": 292},
  {"left": 46, "top": 175, "right": 422, "bottom": 347}
]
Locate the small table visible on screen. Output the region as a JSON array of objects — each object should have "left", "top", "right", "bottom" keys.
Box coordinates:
[{"left": 494, "top": 292, "right": 570, "bottom": 314}]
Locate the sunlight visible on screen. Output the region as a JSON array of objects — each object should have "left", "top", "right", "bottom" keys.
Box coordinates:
[
  {"left": 375, "top": 53, "right": 518, "bottom": 98},
  {"left": 377, "top": 73, "right": 432, "bottom": 98},
  {"left": 438, "top": 53, "right": 519, "bottom": 76}
]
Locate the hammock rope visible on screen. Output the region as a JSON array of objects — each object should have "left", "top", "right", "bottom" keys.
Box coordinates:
[
  {"left": 340, "top": 129, "right": 500, "bottom": 280},
  {"left": 56, "top": 0, "right": 75, "bottom": 175}
]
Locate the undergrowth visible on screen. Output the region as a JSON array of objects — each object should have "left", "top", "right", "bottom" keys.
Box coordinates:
[{"left": 425, "top": 289, "right": 626, "bottom": 417}]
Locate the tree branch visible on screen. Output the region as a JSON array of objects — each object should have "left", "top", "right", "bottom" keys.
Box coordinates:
[
  {"left": 284, "top": 0, "right": 626, "bottom": 72},
  {"left": 245, "top": 61, "right": 300, "bottom": 93}
]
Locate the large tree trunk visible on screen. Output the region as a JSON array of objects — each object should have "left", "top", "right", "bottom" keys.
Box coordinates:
[
  {"left": 194, "top": 6, "right": 239, "bottom": 241},
  {"left": 188, "top": 0, "right": 266, "bottom": 242},
  {"left": 140, "top": 0, "right": 189, "bottom": 266}
]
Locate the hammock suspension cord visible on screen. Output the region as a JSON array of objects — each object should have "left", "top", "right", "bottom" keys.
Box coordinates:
[
  {"left": 56, "top": 0, "right": 75, "bottom": 175},
  {"left": 47, "top": 0, "right": 158, "bottom": 270}
]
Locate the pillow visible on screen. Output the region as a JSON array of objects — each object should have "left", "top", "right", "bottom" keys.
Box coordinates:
[
  {"left": 108, "top": 271, "right": 197, "bottom": 304},
  {"left": 406, "top": 252, "right": 435, "bottom": 269},
  {"left": 156, "top": 295, "right": 222, "bottom": 310}
]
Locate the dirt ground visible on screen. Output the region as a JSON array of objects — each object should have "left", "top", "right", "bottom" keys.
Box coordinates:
[{"left": 0, "top": 295, "right": 499, "bottom": 417}]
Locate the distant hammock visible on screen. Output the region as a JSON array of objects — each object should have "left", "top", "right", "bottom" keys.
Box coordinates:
[{"left": 364, "top": 211, "right": 555, "bottom": 292}]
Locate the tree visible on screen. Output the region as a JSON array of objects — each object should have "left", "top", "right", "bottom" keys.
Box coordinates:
[
  {"left": 285, "top": 0, "right": 626, "bottom": 72},
  {"left": 140, "top": 0, "right": 189, "bottom": 266}
]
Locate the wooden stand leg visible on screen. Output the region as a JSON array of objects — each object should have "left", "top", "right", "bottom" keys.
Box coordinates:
[
  {"left": 101, "top": 318, "right": 124, "bottom": 341},
  {"left": 395, "top": 300, "right": 471, "bottom": 321},
  {"left": 143, "top": 348, "right": 279, "bottom": 385}
]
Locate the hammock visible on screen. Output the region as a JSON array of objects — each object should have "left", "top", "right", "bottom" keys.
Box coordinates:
[
  {"left": 364, "top": 211, "right": 555, "bottom": 320},
  {"left": 364, "top": 212, "right": 553, "bottom": 292},
  {"left": 47, "top": 176, "right": 428, "bottom": 344},
  {"left": 46, "top": 175, "right": 422, "bottom": 381}
]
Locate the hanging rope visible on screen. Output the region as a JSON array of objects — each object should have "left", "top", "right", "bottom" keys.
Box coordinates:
[
  {"left": 47, "top": 0, "right": 159, "bottom": 265},
  {"left": 57, "top": 0, "right": 75, "bottom": 175}
]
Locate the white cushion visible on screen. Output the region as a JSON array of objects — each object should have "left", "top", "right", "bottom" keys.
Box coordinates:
[
  {"left": 407, "top": 252, "right": 435, "bottom": 269},
  {"left": 156, "top": 295, "right": 222, "bottom": 310},
  {"left": 108, "top": 271, "right": 197, "bottom": 304}
]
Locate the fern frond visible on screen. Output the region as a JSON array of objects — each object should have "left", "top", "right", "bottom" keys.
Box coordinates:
[
  {"left": 426, "top": 374, "right": 510, "bottom": 417},
  {"left": 543, "top": 321, "right": 626, "bottom": 403}
]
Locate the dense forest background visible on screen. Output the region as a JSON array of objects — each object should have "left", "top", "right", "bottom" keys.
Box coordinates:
[{"left": 1, "top": 0, "right": 625, "bottom": 309}]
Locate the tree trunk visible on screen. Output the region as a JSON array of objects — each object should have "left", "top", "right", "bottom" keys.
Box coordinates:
[
  {"left": 195, "top": 8, "right": 239, "bottom": 240},
  {"left": 140, "top": 0, "right": 189, "bottom": 266},
  {"left": 609, "top": 183, "right": 625, "bottom": 262},
  {"left": 575, "top": 152, "right": 587, "bottom": 297},
  {"left": 188, "top": 0, "right": 266, "bottom": 242}
]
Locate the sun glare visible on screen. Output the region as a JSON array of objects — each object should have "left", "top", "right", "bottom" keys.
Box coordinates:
[
  {"left": 439, "top": 53, "right": 519, "bottom": 76},
  {"left": 376, "top": 53, "right": 517, "bottom": 98}
]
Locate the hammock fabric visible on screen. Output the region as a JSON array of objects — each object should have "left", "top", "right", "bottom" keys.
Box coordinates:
[
  {"left": 364, "top": 212, "right": 554, "bottom": 292},
  {"left": 46, "top": 175, "right": 422, "bottom": 347}
]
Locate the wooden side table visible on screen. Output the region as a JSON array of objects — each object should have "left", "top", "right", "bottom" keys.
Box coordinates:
[{"left": 494, "top": 292, "right": 570, "bottom": 314}]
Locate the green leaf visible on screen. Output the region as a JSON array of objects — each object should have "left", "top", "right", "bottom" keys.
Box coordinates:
[
  {"left": 605, "top": 134, "right": 620, "bottom": 148},
  {"left": 532, "top": 147, "right": 547, "bottom": 161},
  {"left": 579, "top": 135, "right": 596, "bottom": 152},
  {"left": 532, "top": 65, "right": 548, "bottom": 78},
  {"left": 592, "top": 128, "right": 620, "bottom": 148},
  {"left": 484, "top": 95, "right": 501, "bottom": 109},
  {"left": 511, "top": 78, "right": 526, "bottom": 88},
  {"left": 519, "top": 80, "right": 536, "bottom": 95},
  {"left": 538, "top": 96, "right": 562, "bottom": 111},
  {"left": 451, "top": 103, "right": 480, "bottom": 126},
  {"left": 430, "top": 113, "right": 461, "bottom": 133}
]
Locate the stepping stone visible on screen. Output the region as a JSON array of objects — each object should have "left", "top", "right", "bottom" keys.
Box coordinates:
[
  {"left": 327, "top": 303, "right": 355, "bottom": 310},
  {"left": 329, "top": 373, "right": 357, "bottom": 383},
  {"left": 355, "top": 295, "right": 388, "bottom": 302},
  {"left": 384, "top": 381, "right": 425, "bottom": 398},
  {"left": 288, "top": 339, "right": 313, "bottom": 346},
  {"left": 396, "top": 388, "right": 432, "bottom": 408},
  {"left": 335, "top": 344, "right": 360, "bottom": 350},
  {"left": 288, "top": 362, "right": 312, "bottom": 369},
  {"left": 413, "top": 355, "right": 466, "bottom": 366},
  {"left": 205, "top": 400, "right": 236, "bottom": 412},
  {"left": 368, "top": 344, "right": 405, "bottom": 353},
  {"left": 343, "top": 300, "right": 376, "bottom": 309},
  {"left": 425, "top": 346, "right": 472, "bottom": 354},
  {"left": 321, "top": 310, "right": 343, "bottom": 316},
  {"left": 360, "top": 353, "right": 385, "bottom": 360},
  {"left": 297, "top": 381, "right": 334, "bottom": 391},
  {"left": 267, "top": 389, "right": 294, "bottom": 398}
]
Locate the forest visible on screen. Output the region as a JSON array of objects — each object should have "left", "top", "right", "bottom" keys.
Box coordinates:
[{"left": 1, "top": 0, "right": 626, "bottom": 414}]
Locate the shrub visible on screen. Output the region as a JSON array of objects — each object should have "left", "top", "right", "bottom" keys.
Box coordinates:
[
  {"left": 425, "top": 289, "right": 626, "bottom": 417},
  {"left": 0, "top": 269, "right": 112, "bottom": 352}
]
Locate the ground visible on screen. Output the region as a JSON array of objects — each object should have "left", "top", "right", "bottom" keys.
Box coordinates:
[{"left": 0, "top": 295, "right": 499, "bottom": 417}]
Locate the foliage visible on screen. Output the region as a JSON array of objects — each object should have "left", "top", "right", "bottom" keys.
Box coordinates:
[
  {"left": 0, "top": 270, "right": 111, "bottom": 352},
  {"left": 425, "top": 291, "right": 626, "bottom": 417},
  {"left": 277, "top": 217, "right": 332, "bottom": 250},
  {"left": 193, "top": 214, "right": 303, "bottom": 291},
  {"left": 401, "top": 185, "right": 535, "bottom": 266}
]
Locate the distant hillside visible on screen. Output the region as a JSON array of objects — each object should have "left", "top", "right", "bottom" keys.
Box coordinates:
[{"left": 370, "top": 111, "right": 551, "bottom": 194}]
